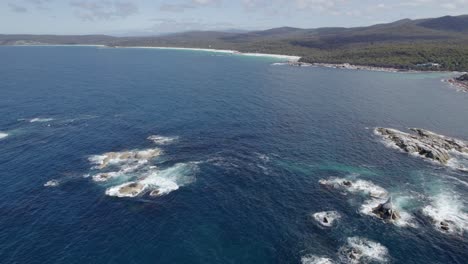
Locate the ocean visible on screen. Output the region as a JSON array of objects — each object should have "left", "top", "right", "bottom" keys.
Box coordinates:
[{"left": 0, "top": 46, "right": 467, "bottom": 264}]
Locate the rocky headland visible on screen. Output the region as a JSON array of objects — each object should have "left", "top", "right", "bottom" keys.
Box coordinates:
[
  {"left": 448, "top": 73, "right": 468, "bottom": 91},
  {"left": 375, "top": 127, "right": 468, "bottom": 171}
]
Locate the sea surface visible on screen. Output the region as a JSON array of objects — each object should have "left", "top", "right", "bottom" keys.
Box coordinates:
[{"left": 0, "top": 46, "right": 467, "bottom": 264}]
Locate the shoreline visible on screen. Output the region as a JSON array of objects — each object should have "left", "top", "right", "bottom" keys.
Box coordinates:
[
  {"left": 111, "top": 46, "right": 301, "bottom": 62},
  {"left": 3, "top": 44, "right": 465, "bottom": 75},
  {"left": 444, "top": 78, "right": 468, "bottom": 92},
  {"left": 277, "top": 61, "right": 461, "bottom": 75}
]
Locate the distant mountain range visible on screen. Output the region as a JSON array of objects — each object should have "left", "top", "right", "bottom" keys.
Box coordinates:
[{"left": 2, "top": 15, "right": 468, "bottom": 71}]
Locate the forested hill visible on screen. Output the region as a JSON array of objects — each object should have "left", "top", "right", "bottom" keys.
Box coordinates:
[{"left": 2, "top": 15, "right": 468, "bottom": 71}]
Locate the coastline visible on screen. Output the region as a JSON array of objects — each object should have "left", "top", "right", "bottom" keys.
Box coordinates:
[
  {"left": 111, "top": 46, "right": 302, "bottom": 62},
  {"left": 444, "top": 78, "right": 468, "bottom": 92},
  {"left": 3, "top": 44, "right": 464, "bottom": 76}
]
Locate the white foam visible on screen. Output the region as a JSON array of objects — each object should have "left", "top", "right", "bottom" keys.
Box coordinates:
[
  {"left": 88, "top": 148, "right": 162, "bottom": 170},
  {"left": 301, "top": 255, "right": 334, "bottom": 264},
  {"left": 140, "top": 163, "right": 196, "bottom": 195},
  {"left": 147, "top": 135, "right": 178, "bottom": 145},
  {"left": 360, "top": 197, "right": 417, "bottom": 228},
  {"left": 312, "top": 211, "right": 341, "bottom": 227},
  {"left": 422, "top": 193, "right": 468, "bottom": 235},
  {"left": 105, "top": 181, "right": 147, "bottom": 198},
  {"left": 104, "top": 163, "right": 196, "bottom": 198},
  {"left": 339, "top": 237, "right": 389, "bottom": 264},
  {"left": 319, "top": 178, "right": 388, "bottom": 199},
  {"left": 446, "top": 152, "right": 468, "bottom": 172},
  {"left": 30, "top": 118, "right": 54, "bottom": 123},
  {"left": 44, "top": 180, "right": 60, "bottom": 187},
  {"left": 0, "top": 132, "right": 8, "bottom": 140}
]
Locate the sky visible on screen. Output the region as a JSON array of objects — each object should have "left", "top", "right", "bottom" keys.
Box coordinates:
[{"left": 1, "top": 0, "right": 468, "bottom": 35}]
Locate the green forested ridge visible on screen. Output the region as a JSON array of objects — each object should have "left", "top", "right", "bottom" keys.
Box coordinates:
[{"left": 2, "top": 15, "right": 468, "bottom": 71}]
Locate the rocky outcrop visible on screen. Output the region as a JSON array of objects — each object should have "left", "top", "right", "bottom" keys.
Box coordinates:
[
  {"left": 288, "top": 61, "right": 312, "bottom": 67},
  {"left": 106, "top": 182, "right": 146, "bottom": 197},
  {"left": 312, "top": 211, "right": 341, "bottom": 227},
  {"left": 456, "top": 73, "right": 468, "bottom": 82},
  {"left": 372, "top": 197, "right": 401, "bottom": 221},
  {"left": 447, "top": 74, "right": 468, "bottom": 91},
  {"left": 375, "top": 127, "right": 468, "bottom": 170}
]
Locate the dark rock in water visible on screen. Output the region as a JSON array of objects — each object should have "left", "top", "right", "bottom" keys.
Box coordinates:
[
  {"left": 440, "top": 221, "right": 450, "bottom": 231},
  {"left": 312, "top": 211, "right": 341, "bottom": 227},
  {"left": 375, "top": 127, "right": 468, "bottom": 170},
  {"left": 372, "top": 197, "right": 401, "bottom": 221},
  {"left": 343, "top": 180, "right": 352, "bottom": 187},
  {"left": 438, "top": 220, "right": 458, "bottom": 233},
  {"left": 456, "top": 73, "right": 468, "bottom": 82},
  {"left": 149, "top": 189, "right": 161, "bottom": 197}
]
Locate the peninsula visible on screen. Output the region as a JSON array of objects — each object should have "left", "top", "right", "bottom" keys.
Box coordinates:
[{"left": 1, "top": 15, "right": 468, "bottom": 72}]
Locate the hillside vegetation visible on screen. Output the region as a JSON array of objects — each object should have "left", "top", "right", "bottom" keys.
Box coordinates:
[{"left": 2, "top": 15, "right": 468, "bottom": 71}]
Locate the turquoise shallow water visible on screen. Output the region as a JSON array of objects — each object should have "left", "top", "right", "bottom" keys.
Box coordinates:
[{"left": 0, "top": 46, "right": 467, "bottom": 263}]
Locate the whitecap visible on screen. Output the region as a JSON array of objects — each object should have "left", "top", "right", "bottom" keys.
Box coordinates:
[
  {"left": 147, "top": 135, "right": 178, "bottom": 145},
  {"left": 312, "top": 211, "right": 341, "bottom": 227},
  {"left": 319, "top": 178, "right": 388, "bottom": 199},
  {"left": 44, "top": 179, "right": 60, "bottom": 187},
  {"left": 422, "top": 193, "right": 468, "bottom": 235},
  {"left": 339, "top": 237, "right": 389, "bottom": 264},
  {"left": 301, "top": 255, "right": 334, "bottom": 264},
  {"left": 105, "top": 163, "right": 197, "bottom": 198},
  {"left": 30, "top": 118, "right": 54, "bottom": 123},
  {"left": 88, "top": 148, "right": 162, "bottom": 170},
  {"left": 446, "top": 152, "right": 468, "bottom": 172},
  {"left": 0, "top": 132, "right": 8, "bottom": 140}
]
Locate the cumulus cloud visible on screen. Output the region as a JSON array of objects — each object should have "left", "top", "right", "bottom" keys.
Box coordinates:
[{"left": 70, "top": 0, "right": 138, "bottom": 20}]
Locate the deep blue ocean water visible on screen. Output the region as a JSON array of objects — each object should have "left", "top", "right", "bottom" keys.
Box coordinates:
[{"left": 0, "top": 46, "right": 467, "bottom": 264}]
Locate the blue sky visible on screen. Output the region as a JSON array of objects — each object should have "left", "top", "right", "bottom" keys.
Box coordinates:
[{"left": 1, "top": 0, "right": 468, "bottom": 35}]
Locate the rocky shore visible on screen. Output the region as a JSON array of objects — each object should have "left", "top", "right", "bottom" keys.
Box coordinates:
[
  {"left": 447, "top": 73, "right": 468, "bottom": 91},
  {"left": 375, "top": 127, "right": 468, "bottom": 171},
  {"left": 307, "top": 62, "right": 407, "bottom": 73}
]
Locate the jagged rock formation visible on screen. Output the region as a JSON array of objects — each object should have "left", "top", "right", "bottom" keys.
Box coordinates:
[
  {"left": 375, "top": 127, "right": 468, "bottom": 170},
  {"left": 372, "top": 197, "right": 401, "bottom": 221}
]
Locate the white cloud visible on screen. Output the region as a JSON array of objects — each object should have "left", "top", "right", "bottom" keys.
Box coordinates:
[{"left": 70, "top": 0, "right": 138, "bottom": 21}]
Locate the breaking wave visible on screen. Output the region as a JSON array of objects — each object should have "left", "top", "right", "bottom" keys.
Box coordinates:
[
  {"left": 105, "top": 163, "right": 197, "bottom": 198},
  {"left": 339, "top": 237, "right": 389, "bottom": 264},
  {"left": 360, "top": 197, "right": 417, "bottom": 228},
  {"left": 89, "top": 148, "right": 162, "bottom": 171},
  {"left": 86, "top": 136, "right": 196, "bottom": 199},
  {"left": 422, "top": 192, "right": 468, "bottom": 235},
  {"left": 147, "top": 135, "right": 179, "bottom": 145},
  {"left": 319, "top": 178, "right": 388, "bottom": 199},
  {"left": 0, "top": 132, "right": 8, "bottom": 140},
  {"left": 29, "top": 117, "right": 54, "bottom": 123},
  {"left": 301, "top": 255, "right": 334, "bottom": 264}
]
